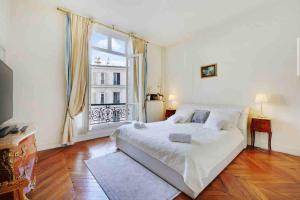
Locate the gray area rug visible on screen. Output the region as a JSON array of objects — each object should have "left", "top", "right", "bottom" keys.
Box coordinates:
[{"left": 85, "top": 152, "right": 180, "bottom": 200}]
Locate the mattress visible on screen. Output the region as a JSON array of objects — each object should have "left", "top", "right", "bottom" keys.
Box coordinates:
[{"left": 114, "top": 121, "right": 245, "bottom": 198}]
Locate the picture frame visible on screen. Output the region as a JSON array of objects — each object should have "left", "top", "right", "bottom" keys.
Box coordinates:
[{"left": 201, "top": 63, "right": 217, "bottom": 78}]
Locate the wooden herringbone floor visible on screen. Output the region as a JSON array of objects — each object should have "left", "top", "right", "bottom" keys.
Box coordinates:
[{"left": 27, "top": 137, "right": 300, "bottom": 200}]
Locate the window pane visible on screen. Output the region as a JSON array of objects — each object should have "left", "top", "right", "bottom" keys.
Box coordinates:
[
  {"left": 113, "top": 73, "right": 121, "bottom": 85},
  {"left": 101, "top": 93, "right": 105, "bottom": 104},
  {"left": 113, "top": 92, "right": 120, "bottom": 104},
  {"left": 112, "top": 38, "right": 126, "bottom": 54},
  {"left": 91, "top": 32, "right": 108, "bottom": 49},
  {"left": 101, "top": 73, "right": 105, "bottom": 84},
  {"left": 90, "top": 49, "right": 127, "bottom": 66}
]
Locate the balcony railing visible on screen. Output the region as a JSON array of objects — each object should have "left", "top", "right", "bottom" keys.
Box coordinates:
[{"left": 89, "top": 103, "right": 127, "bottom": 125}]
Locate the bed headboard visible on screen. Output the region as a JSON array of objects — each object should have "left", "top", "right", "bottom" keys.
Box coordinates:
[{"left": 179, "top": 103, "right": 249, "bottom": 148}]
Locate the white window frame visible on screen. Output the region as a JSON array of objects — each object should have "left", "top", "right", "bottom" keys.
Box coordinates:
[
  {"left": 88, "top": 29, "right": 129, "bottom": 129},
  {"left": 90, "top": 29, "right": 128, "bottom": 62}
]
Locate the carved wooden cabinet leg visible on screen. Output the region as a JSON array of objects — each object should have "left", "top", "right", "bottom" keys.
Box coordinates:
[
  {"left": 268, "top": 132, "right": 272, "bottom": 151},
  {"left": 253, "top": 131, "right": 255, "bottom": 148},
  {"left": 250, "top": 130, "right": 254, "bottom": 147},
  {"left": 18, "top": 188, "right": 24, "bottom": 200}
]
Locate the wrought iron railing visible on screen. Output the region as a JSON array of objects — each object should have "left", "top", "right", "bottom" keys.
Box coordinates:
[{"left": 89, "top": 103, "right": 127, "bottom": 125}]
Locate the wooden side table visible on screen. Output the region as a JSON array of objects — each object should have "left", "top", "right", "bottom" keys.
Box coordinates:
[
  {"left": 165, "top": 109, "right": 176, "bottom": 119},
  {"left": 250, "top": 118, "right": 272, "bottom": 151},
  {"left": 0, "top": 125, "right": 37, "bottom": 200}
]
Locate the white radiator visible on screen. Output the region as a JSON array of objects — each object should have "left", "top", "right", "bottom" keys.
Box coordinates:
[{"left": 146, "top": 101, "right": 164, "bottom": 122}]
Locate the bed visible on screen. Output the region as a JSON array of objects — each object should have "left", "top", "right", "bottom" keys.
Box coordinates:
[{"left": 113, "top": 104, "right": 249, "bottom": 199}]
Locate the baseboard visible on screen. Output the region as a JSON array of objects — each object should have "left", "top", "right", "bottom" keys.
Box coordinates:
[
  {"left": 37, "top": 143, "right": 63, "bottom": 151},
  {"left": 74, "top": 130, "right": 114, "bottom": 143},
  {"left": 271, "top": 144, "right": 300, "bottom": 156},
  {"left": 253, "top": 140, "right": 300, "bottom": 156},
  {"left": 36, "top": 127, "right": 116, "bottom": 151},
  {"left": 37, "top": 132, "right": 112, "bottom": 151}
]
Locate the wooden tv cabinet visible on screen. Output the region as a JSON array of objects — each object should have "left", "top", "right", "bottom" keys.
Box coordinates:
[{"left": 0, "top": 125, "right": 37, "bottom": 200}]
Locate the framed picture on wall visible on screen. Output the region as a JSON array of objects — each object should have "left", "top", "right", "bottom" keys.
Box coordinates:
[{"left": 201, "top": 64, "right": 217, "bottom": 78}]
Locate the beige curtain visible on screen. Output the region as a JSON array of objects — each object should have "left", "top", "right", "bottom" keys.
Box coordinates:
[
  {"left": 132, "top": 38, "right": 147, "bottom": 121},
  {"left": 62, "top": 14, "right": 91, "bottom": 145}
]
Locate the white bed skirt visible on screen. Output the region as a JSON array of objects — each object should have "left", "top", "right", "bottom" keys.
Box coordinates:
[{"left": 117, "top": 136, "right": 246, "bottom": 199}]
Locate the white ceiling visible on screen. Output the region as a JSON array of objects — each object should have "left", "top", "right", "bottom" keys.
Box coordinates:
[{"left": 41, "top": 0, "right": 273, "bottom": 46}]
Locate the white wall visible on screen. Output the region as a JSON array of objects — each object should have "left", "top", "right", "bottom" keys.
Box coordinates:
[
  {"left": 0, "top": 0, "right": 11, "bottom": 58},
  {"left": 6, "top": 0, "right": 66, "bottom": 150},
  {"left": 6, "top": 0, "right": 164, "bottom": 150},
  {"left": 147, "top": 44, "right": 164, "bottom": 94},
  {"left": 165, "top": 0, "right": 300, "bottom": 155}
]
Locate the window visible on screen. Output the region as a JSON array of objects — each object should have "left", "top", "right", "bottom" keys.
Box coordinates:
[
  {"left": 100, "top": 93, "right": 105, "bottom": 104},
  {"left": 95, "top": 73, "right": 101, "bottom": 85},
  {"left": 112, "top": 38, "right": 126, "bottom": 54},
  {"left": 113, "top": 92, "right": 120, "bottom": 104},
  {"left": 113, "top": 73, "right": 121, "bottom": 85},
  {"left": 94, "top": 92, "right": 105, "bottom": 104},
  {"left": 89, "top": 30, "right": 128, "bottom": 127},
  {"left": 113, "top": 110, "right": 120, "bottom": 122},
  {"left": 91, "top": 32, "right": 108, "bottom": 49},
  {"left": 101, "top": 72, "right": 105, "bottom": 85},
  {"left": 95, "top": 72, "right": 104, "bottom": 85}
]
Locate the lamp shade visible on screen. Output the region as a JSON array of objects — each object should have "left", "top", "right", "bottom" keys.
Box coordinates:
[
  {"left": 168, "top": 94, "right": 177, "bottom": 109},
  {"left": 255, "top": 94, "right": 268, "bottom": 103},
  {"left": 168, "top": 94, "right": 176, "bottom": 101}
]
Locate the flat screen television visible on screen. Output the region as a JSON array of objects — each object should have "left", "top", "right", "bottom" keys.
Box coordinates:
[{"left": 0, "top": 59, "right": 13, "bottom": 125}]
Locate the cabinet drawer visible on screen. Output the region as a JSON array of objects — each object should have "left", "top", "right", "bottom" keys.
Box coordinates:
[
  {"left": 252, "top": 119, "right": 271, "bottom": 132},
  {"left": 12, "top": 135, "right": 36, "bottom": 162}
]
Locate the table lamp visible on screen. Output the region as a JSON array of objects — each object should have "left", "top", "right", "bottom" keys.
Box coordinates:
[
  {"left": 255, "top": 94, "right": 268, "bottom": 118},
  {"left": 168, "top": 95, "right": 177, "bottom": 110}
]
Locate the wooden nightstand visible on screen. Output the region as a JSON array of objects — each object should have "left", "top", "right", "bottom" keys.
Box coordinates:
[
  {"left": 165, "top": 109, "right": 176, "bottom": 119},
  {"left": 250, "top": 118, "right": 272, "bottom": 151}
]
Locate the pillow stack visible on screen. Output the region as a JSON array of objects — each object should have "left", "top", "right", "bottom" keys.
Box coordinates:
[
  {"left": 167, "top": 107, "right": 195, "bottom": 123},
  {"left": 203, "top": 110, "right": 240, "bottom": 131},
  {"left": 167, "top": 105, "right": 241, "bottom": 131}
]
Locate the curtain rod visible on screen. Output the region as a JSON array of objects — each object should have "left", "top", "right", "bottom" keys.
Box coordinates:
[{"left": 57, "top": 7, "right": 149, "bottom": 43}]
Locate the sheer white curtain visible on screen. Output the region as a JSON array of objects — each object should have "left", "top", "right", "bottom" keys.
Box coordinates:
[
  {"left": 127, "top": 37, "right": 139, "bottom": 121},
  {"left": 127, "top": 37, "right": 148, "bottom": 122}
]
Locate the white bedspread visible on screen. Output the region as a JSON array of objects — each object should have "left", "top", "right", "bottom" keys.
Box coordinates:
[{"left": 113, "top": 121, "right": 243, "bottom": 194}]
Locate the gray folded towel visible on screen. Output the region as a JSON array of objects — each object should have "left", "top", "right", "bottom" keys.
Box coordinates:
[
  {"left": 133, "top": 121, "right": 146, "bottom": 129},
  {"left": 169, "top": 133, "right": 191, "bottom": 143}
]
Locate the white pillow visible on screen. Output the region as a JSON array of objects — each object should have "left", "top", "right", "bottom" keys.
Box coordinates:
[
  {"left": 204, "top": 110, "right": 240, "bottom": 130},
  {"left": 174, "top": 107, "right": 195, "bottom": 123},
  {"left": 167, "top": 115, "right": 183, "bottom": 123}
]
